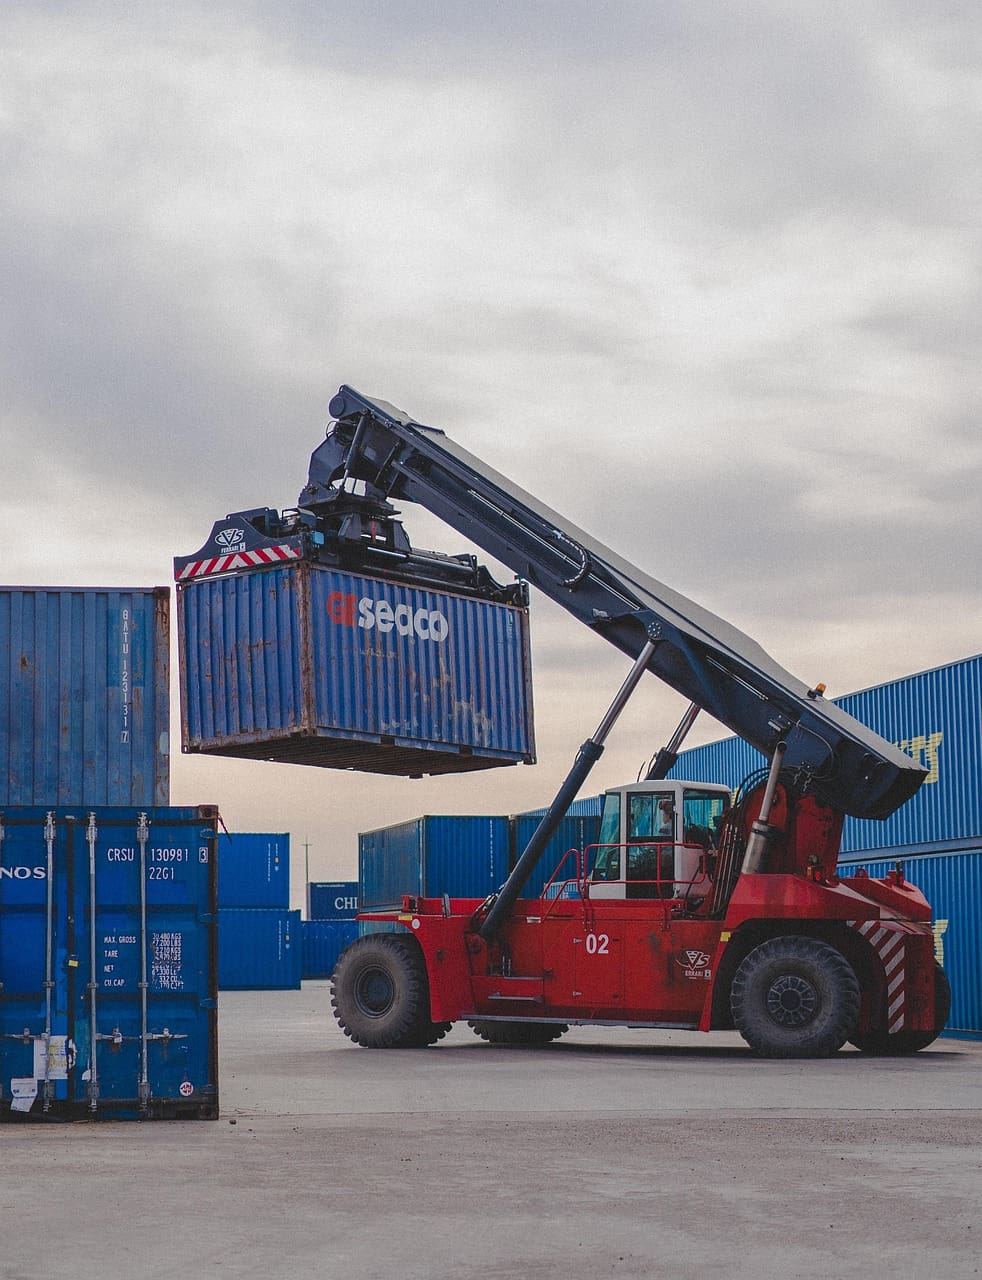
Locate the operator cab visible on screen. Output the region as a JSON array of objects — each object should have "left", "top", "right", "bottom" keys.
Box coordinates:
[{"left": 589, "top": 780, "right": 730, "bottom": 904}]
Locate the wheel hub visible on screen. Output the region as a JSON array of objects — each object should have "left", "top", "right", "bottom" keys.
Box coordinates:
[
  {"left": 766, "top": 973, "right": 818, "bottom": 1027},
  {"left": 354, "top": 965, "right": 395, "bottom": 1017}
]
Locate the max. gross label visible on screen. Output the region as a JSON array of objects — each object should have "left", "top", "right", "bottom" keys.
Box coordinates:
[{"left": 326, "top": 591, "right": 449, "bottom": 643}]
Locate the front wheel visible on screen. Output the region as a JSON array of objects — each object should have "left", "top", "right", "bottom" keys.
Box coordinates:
[
  {"left": 851, "top": 962, "right": 951, "bottom": 1055},
  {"left": 730, "top": 936, "right": 860, "bottom": 1058},
  {"left": 332, "top": 935, "right": 449, "bottom": 1048}
]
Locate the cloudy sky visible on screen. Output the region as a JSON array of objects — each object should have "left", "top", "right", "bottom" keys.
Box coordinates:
[{"left": 3, "top": 3, "right": 980, "bottom": 898}]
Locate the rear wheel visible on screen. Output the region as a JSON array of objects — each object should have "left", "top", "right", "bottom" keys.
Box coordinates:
[
  {"left": 332, "top": 935, "right": 448, "bottom": 1048},
  {"left": 730, "top": 936, "right": 860, "bottom": 1058},
  {"left": 468, "top": 1020, "right": 569, "bottom": 1046},
  {"left": 851, "top": 962, "right": 951, "bottom": 1055}
]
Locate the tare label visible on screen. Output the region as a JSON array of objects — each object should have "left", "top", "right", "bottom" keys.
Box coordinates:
[{"left": 326, "top": 591, "right": 449, "bottom": 643}]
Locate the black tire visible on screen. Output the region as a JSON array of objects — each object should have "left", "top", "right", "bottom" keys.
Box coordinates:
[
  {"left": 332, "top": 935, "right": 444, "bottom": 1048},
  {"left": 406, "top": 1019, "right": 454, "bottom": 1048},
  {"left": 730, "top": 936, "right": 860, "bottom": 1058},
  {"left": 851, "top": 962, "right": 951, "bottom": 1056},
  {"left": 467, "top": 1020, "right": 569, "bottom": 1046}
]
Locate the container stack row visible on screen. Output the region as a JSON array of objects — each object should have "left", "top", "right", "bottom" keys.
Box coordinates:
[
  {"left": 0, "top": 587, "right": 219, "bottom": 1120},
  {"left": 302, "top": 882, "right": 360, "bottom": 979},
  {"left": 216, "top": 833, "right": 301, "bottom": 990},
  {"left": 357, "top": 806, "right": 604, "bottom": 923}
]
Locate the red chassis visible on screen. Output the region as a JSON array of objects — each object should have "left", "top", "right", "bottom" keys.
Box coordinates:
[{"left": 355, "top": 862, "right": 939, "bottom": 1046}]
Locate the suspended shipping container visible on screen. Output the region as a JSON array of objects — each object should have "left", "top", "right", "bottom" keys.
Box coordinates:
[
  {"left": 217, "top": 908, "right": 301, "bottom": 990},
  {"left": 0, "top": 805, "right": 218, "bottom": 1121},
  {"left": 218, "top": 831, "right": 290, "bottom": 909},
  {"left": 0, "top": 586, "right": 170, "bottom": 808},
  {"left": 302, "top": 919, "right": 359, "bottom": 979},
  {"left": 359, "top": 816, "right": 511, "bottom": 912},
  {"left": 838, "top": 845, "right": 982, "bottom": 1040},
  {"left": 307, "top": 881, "right": 358, "bottom": 920},
  {"left": 177, "top": 562, "right": 535, "bottom": 777},
  {"left": 669, "top": 655, "right": 982, "bottom": 854}
]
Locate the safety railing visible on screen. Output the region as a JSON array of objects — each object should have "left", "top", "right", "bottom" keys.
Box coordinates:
[{"left": 539, "top": 843, "right": 713, "bottom": 921}]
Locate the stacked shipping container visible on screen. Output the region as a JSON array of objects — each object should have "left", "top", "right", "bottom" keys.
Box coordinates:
[
  {"left": 302, "top": 881, "right": 359, "bottom": 979},
  {"left": 0, "top": 587, "right": 220, "bottom": 1119},
  {"left": 0, "top": 806, "right": 219, "bottom": 1119},
  {"left": 216, "top": 833, "right": 301, "bottom": 990},
  {"left": 356, "top": 807, "right": 603, "bottom": 923},
  {"left": 0, "top": 587, "right": 170, "bottom": 807}
]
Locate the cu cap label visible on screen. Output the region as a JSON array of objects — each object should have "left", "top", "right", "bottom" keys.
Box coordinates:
[{"left": 327, "top": 591, "right": 449, "bottom": 643}]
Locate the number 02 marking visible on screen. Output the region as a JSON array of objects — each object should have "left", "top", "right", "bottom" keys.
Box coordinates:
[{"left": 585, "top": 932, "right": 609, "bottom": 956}]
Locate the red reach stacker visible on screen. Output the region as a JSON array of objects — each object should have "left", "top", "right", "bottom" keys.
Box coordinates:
[{"left": 243, "top": 386, "right": 951, "bottom": 1057}]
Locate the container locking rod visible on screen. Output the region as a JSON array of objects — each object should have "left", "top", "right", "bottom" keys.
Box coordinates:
[
  {"left": 42, "top": 812, "right": 56, "bottom": 1111},
  {"left": 137, "top": 812, "right": 151, "bottom": 1111},
  {"left": 86, "top": 813, "right": 99, "bottom": 1113}
]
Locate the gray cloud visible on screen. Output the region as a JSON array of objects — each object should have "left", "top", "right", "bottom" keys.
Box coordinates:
[{"left": 2, "top": 2, "right": 979, "bottom": 884}]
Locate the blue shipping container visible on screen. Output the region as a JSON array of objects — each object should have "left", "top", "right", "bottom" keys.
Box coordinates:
[
  {"left": 307, "top": 881, "right": 358, "bottom": 919},
  {"left": 217, "top": 908, "right": 301, "bottom": 990},
  {"left": 0, "top": 805, "right": 218, "bottom": 1121},
  {"left": 177, "top": 562, "right": 535, "bottom": 777},
  {"left": 838, "top": 846, "right": 982, "bottom": 1039},
  {"left": 509, "top": 811, "right": 603, "bottom": 898},
  {"left": 359, "top": 816, "right": 511, "bottom": 910},
  {"left": 0, "top": 587, "right": 170, "bottom": 808},
  {"left": 218, "top": 831, "right": 290, "bottom": 909},
  {"left": 669, "top": 655, "right": 982, "bottom": 854},
  {"left": 302, "top": 919, "right": 359, "bottom": 978}
]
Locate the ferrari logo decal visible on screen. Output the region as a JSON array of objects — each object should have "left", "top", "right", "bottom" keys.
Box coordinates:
[{"left": 676, "top": 950, "right": 712, "bottom": 980}]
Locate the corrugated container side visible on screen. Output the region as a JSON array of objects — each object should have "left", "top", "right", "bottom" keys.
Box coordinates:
[
  {"left": 420, "top": 816, "right": 511, "bottom": 899},
  {"left": 307, "top": 881, "right": 359, "bottom": 919},
  {"left": 302, "top": 919, "right": 360, "bottom": 978},
  {"left": 217, "top": 908, "right": 302, "bottom": 990},
  {"left": 0, "top": 587, "right": 170, "bottom": 807},
  {"left": 359, "top": 820, "right": 424, "bottom": 911},
  {"left": 0, "top": 805, "right": 218, "bottom": 1121},
  {"left": 510, "top": 812, "right": 603, "bottom": 898},
  {"left": 669, "top": 655, "right": 982, "bottom": 854},
  {"left": 217, "top": 832, "right": 290, "bottom": 909},
  {"left": 178, "top": 563, "right": 535, "bottom": 776},
  {"left": 358, "top": 816, "right": 510, "bottom": 910},
  {"left": 838, "top": 847, "right": 982, "bottom": 1039},
  {"left": 837, "top": 656, "right": 982, "bottom": 852}
]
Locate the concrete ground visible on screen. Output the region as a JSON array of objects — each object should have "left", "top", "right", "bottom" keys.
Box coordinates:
[{"left": 2, "top": 984, "right": 980, "bottom": 1280}]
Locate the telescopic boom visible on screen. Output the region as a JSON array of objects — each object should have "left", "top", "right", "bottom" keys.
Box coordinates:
[{"left": 301, "top": 386, "right": 924, "bottom": 822}]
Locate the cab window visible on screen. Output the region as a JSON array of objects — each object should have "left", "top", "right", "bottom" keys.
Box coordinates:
[
  {"left": 628, "top": 793, "right": 675, "bottom": 841},
  {"left": 626, "top": 792, "right": 675, "bottom": 897},
  {"left": 682, "top": 789, "right": 728, "bottom": 849},
  {"left": 592, "top": 793, "right": 622, "bottom": 881}
]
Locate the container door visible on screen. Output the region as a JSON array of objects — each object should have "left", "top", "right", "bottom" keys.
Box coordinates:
[
  {"left": 2, "top": 807, "right": 218, "bottom": 1121},
  {"left": 72, "top": 811, "right": 217, "bottom": 1115},
  {"left": 0, "top": 812, "right": 72, "bottom": 1114}
]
